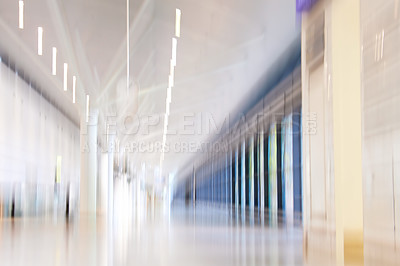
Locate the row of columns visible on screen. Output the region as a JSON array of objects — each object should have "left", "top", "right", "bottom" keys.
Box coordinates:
[{"left": 192, "top": 121, "right": 299, "bottom": 228}]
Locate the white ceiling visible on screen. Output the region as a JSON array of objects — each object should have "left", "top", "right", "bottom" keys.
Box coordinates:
[{"left": 0, "top": 0, "right": 300, "bottom": 185}]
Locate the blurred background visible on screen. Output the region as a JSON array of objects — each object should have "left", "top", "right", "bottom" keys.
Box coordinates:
[{"left": 0, "top": 0, "right": 399, "bottom": 265}]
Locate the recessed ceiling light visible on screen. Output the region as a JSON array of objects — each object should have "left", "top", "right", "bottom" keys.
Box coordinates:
[
  {"left": 172, "top": 38, "right": 177, "bottom": 66},
  {"left": 165, "top": 114, "right": 169, "bottom": 127},
  {"left": 38, "top": 27, "right": 43, "bottom": 55},
  {"left": 86, "top": 95, "right": 90, "bottom": 123},
  {"left": 166, "top": 102, "right": 170, "bottom": 116},
  {"left": 170, "top": 60, "right": 175, "bottom": 77},
  {"left": 126, "top": 0, "right": 130, "bottom": 96},
  {"left": 63, "top": 63, "right": 68, "bottom": 91},
  {"left": 175, "top": 9, "right": 181, "bottom": 38},
  {"left": 169, "top": 75, "right": 174, "bottom": 88},
  {"left": 72, "top": 76, "right": 76, "bottom": 103},
  {"left": 19, "top": 1, "right": 24, "bottom": 29},
  {"left": 167, "top": 87, "right": 171, "bottom": 103},
  {"left": 52, "top": 47, "right": 57, "bottom": 75}
]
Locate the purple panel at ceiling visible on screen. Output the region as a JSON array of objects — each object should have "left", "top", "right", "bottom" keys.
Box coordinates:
[{"left": 296, "top": 0, "right": 319, "bottom": 12}]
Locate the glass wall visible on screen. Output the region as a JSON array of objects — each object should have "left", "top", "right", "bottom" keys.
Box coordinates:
[{"left": 173, "top": 67, "right": 302, "bottom": 225}]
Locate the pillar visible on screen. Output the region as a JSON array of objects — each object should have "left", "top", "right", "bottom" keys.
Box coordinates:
[
  {"left": 301, "top": 0, "right": 364, "bottom": 264},
  {"left": 193, "top": 167, "right": 196, "bottom": 207},
  {"left": 80, "top": 109, "right": 99, "bottom": 215},
  {"left": 268, "top": 123, "right": 278, "bottom": 225},
  {"left": 235, "top": 144, "right": 239, "bottom": 209},
  {"left": 259, "top": 129, "right": 265, "bottom": 215},
  {"left": 249, "top": 136, "right": 255, "bottom": 210},
  {"left": 331, "top": 0, "right": 364, "bottom": 263},
  {"left": 108, "top": 134, "right": 115, "bottom": 222},
  {"left": 241, "top": 139, "right": 246, "bottom": 211}
]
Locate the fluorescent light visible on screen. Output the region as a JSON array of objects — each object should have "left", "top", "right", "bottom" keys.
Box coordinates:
[
  {"left": 72, "top": 76, "right": 76, "bottom": 103},
  {"left": 19, "top": 1, "right": 24, "bottom": 29},
  {"left": 170, "top": 59, "right": 175, "bottom": 77},
  {"left": 38, "top": 27, "right": 43, "bottom": 55},
  {"left": 166, "top": 102, "right": 170, "bottom": 116},
  {"left": 52, "top": 47, "right": 57, "bottom": 75},
  {"left": 172, "top": 38, "right": 177, "bottom": 66},
  {"left": 127, "top": 0, "right": 130, "bottom": 96},
  {"left": 167, "top": 87, "right": 171, "bottom": 103},
  {"left": 175, "top": 9, "right": 181, "bottom": 38},
  {"left": 86, "top": 95, "right": 90, "bottom": 123},
  {"left": 168, "top": 75, "right": 174, "bottom": 88},
  {"left": 165, "top": 114, "right": 169, "bottom": 127},
  {"left": 63, "top": 63, "right": 68, "bottom": 91}
]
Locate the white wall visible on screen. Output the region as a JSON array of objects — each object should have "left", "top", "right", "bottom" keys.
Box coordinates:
[
  {"left": 361, "top": 0, "right": 400, "bottom": 259},
  {"left": 0, "top": 60, "right": 80, "bottom": 213}
]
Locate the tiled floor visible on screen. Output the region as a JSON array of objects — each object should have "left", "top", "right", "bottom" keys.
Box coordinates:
[{"left": 0, "top": 206, "right": 304, "bottom": 266}]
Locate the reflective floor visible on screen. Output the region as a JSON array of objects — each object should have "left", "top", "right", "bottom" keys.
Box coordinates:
[{"left": 0, "top": 205, "right": 304, "bottom": 266}]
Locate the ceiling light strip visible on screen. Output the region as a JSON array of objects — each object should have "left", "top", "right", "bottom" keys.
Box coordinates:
[
  {"left": 38, "top": 27, "right": 43, "bottom": 55},
  {"left": 172, "top": 38, "right": 177, "bottom": 67},
  {"left": 72, "top": 76, "right": 76, "bottom": 103},
  {"left": 127, "top": 0, "right": 130, "bottom": 96},
  {"left": 19, "top": 1, "right": 24, "bottom": 29},
  {"left": 63, "top": 63, "right": 68, "bottom": 91},
  {"left": 86, "top": 95, "right": 90, "bottom": 123},
  {"left": 161, "top": 9, "right": 181, "bottom": 168},
  {"left": 52, "top": 47, "right": 57, "bottom": 75},
  {"left": 175, "top": 9, "right": 181, "bottom": 38}
]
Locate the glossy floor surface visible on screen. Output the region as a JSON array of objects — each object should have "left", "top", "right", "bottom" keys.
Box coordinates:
[{"left": 0, "top": 205, "right": 304, "bottom": 266}]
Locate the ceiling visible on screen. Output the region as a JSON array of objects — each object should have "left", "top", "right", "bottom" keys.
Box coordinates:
[{"left": 0, "top": 0, "right": 300, "bottom": 186}]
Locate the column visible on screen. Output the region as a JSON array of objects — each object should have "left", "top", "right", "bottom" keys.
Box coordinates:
[
  {"left": 301, "top": 0, "right": 364, "bottom": 264},
  {"left": 229, "top": 150, "right": 232, "bottom": 206},
  {"left": 226, "top": 152, "right": 229, "bottom": 206},
  {"left": 211, "top": 160, "right": 214, "bottom": 204},
  {"left": 331, "top": 0, "right": 363, "bottom": 263},
  {"left": 268, "top": 123, "right": 278, "bottom": 225},
  {"left": 193, "top": 167, "right": 196, "bottom": 207},
  {"left": 108, "top": 134, "right": 115, "bottom": 223},
  {"left": 249, "top": 136, "right": 255, "bottom": 210},
  {"left": 259, "top": 129, "right": 265, "bottom": 215},
  {"left": 80, "top": 109, "right": 99, "bottom": 215},
  {"left": 235, "top": 144, "right": 239, "bottom": 209},
  {"left": 241, "top": 139, "right": 246, "bottom": 211}
]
